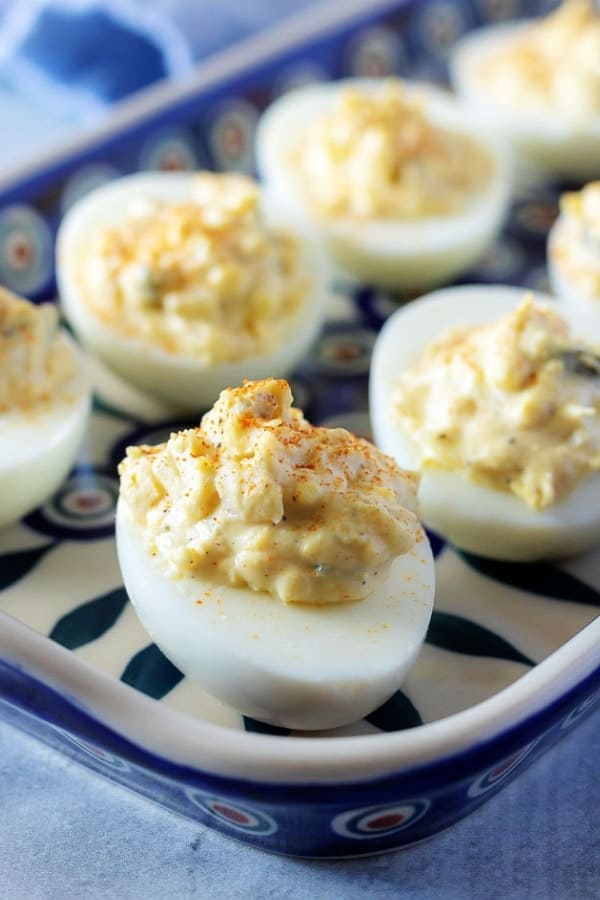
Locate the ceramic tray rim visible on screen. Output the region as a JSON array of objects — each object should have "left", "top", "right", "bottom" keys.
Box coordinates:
[
  {"left": 0, "top": 0, "right": 405, "bottom": 198},
  {"left": 1, "top": 604, "right": 598, "bottom": 784},
  {"left": 0, "top": 0, "right": 598, "bottom": 790}
]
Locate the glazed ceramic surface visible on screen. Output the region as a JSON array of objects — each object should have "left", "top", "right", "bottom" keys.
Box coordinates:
[{"left": 0, "top": 0, "right": 598, "bottom": 858}]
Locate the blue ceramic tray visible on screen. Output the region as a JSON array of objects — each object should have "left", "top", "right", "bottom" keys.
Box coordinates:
[{"left": 0, "top": 0, "right": 598, "bottom": 858}]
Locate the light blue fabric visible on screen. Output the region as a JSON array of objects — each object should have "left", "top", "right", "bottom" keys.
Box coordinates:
[
  {"left": 0, "top": 0, "right": 318, "bottom": 167},
  {"left": 0, "top": 0, "right": 194, "bottom": 120},
  {"left": 0, "top": 0, "right": 318, "bottom": 120},
  {"left": 1, "top": 712, "right": 598, "bottom": 897}
]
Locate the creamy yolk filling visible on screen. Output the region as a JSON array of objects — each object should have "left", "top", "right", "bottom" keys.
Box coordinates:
[
  {"left": 0, "top": 286, "right": 75, "bottom": 412},
  {"left": 394, "top": 296, "right": 600, "bottom": 510},
  {"left": 119, "top": 378, "right": 419, "bottom": 605},
  {"left": 552, "top": 182, "right": 600, "bottom": 300},
  {"left": 77, "top": 173, "right": 309, "bottom": 362},
  {"left": 479, "top": 0, "right": 600, "bottom": 119},
  {"left": 292, "top": 81, "right": 492, "bottom": 220}
]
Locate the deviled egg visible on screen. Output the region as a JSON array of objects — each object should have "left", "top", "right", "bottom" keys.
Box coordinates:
[
  {"left": 370, "top": 285, "right": 600, "bottom": 561},
  {"left": 116, "top": 378, "right": 435, "bottom": 730},
  {"left": 549, "top": 181, "right": 600, "bottom": 333},
  {"left": 450, "top": 0, "right": 600, "bottom": 180},
  {"left": 255, "top": 78, "right": 510, "bottom": 291},
  {"left": 0, "top": 286, "right": 90, "bottom": 528},
  {"left": 57, "top": 172, "right": 329, "bottom": 413}
]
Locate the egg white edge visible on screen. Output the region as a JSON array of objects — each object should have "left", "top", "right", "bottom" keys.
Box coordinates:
[
  {"left": 0, "top": 332, "right": 91, "bottom": 525},
  {"left": 55, "top": 172, "right": 332, "bottom": 410},
  {"left": 115, "top": 498, "right": 435, "bottom": 730},
  {"left": 548, "top": 216, "right": 600, "bottom": 333},
  {"left": 449, "top": 20, "right": 600, "bottom": 140},
  {"left": 0, "top": 6, "right": 596, "bottom": 785},
  {"left": 255, "top": 78, "right": 512, "bottom": 257},
  {"left": 369, "top": 283, "right": 600, "bottom": 559},
  {"left": 1, "top": 289, "right": 594, "bottom": 767},
  {"left": 0, "top": 576, "right": 597, "bottom": 781}
]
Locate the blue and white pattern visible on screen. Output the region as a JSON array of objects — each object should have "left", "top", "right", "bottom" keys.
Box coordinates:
[
  {"left": 467, "top": 739, "right": 541, "bottom": 798},
  {"left": 208, "top": 100, "right": 258, "bottom": 174},
  {"left": 138, "top": 128, "right": 200, "bottom": 172},
  {"left": 61, "top": 164, "right": 120, "bottom": 214},
  {"left": 54, "top": 727, "right": 131, "bottom": 771},
  {"left": 24, "top": 467, "right": 119, "bottom": 540},
  {"left": 187, "top": 790, "right": 279, "bottom": 836},
  {"left": 561, "top": 694, "right": 598, "bottom": 731},
  {"left": 331, "top": 799, "right": 430, "bottom": 839},
  {"left": 273, "top": 61, "right": 329, "bottom": 97},
  {"left": 0, "top": 0, "right": 598, "bottom": 859},
  {"left": 416, "top": 1, "right": 469, "bottom": 58},
  {"left": 346, "top": 25, "right": 406, "bottom": 77},
  {"left": 309, "top": 326, "right": 377, "bottom": 376},
  {"left": 0, "top": 205, "right": 52, "bottom": 295}
]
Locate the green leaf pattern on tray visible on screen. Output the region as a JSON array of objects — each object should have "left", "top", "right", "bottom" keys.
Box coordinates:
[
  {"left": 49, "top": 587, "right": 129, "bottom": 651},
  {"left": 120, "top": 644, "right": 184, "bottom": 700},
  {"left": 0, "top": 346, "right": 598, "bottom": 736},
  {"left": 0, "top": 542, "right": 57, "bottom": 591},
  {"left": 459, "top": 554, "right": 600, "bottom": 608}
]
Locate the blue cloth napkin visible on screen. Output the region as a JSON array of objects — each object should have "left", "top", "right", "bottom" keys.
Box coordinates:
[
  {"left": 0, "top": 0, "right": 194, "bottom": 121},
  {"left": 0, "top": 0, "right": 319, "bottom": 120},
  {"left": 0, "top": 0, "right": 318, "bottom": 167}
]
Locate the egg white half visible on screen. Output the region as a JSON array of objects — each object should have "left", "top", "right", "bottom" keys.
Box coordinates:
[
  {"left": 369, "top": 284, "right": 600, "bottom": 561},
  {"left": 56, "top": 173, "right": 330, "bottom": 414},
  {"left": 450, "top": 22, "right": 600, "bottom": 181},
  {"left": 255, "top": 79, "right": 511, "bottom": 291},
  {"left": 548, "top": 216, "right": 600, "bottom": 336},
  {"left": 0, "top": 333, "right": 90, "bottom": 528},
  {"left": 116, "top": 499, "right": 435, "bottom": 730}
]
